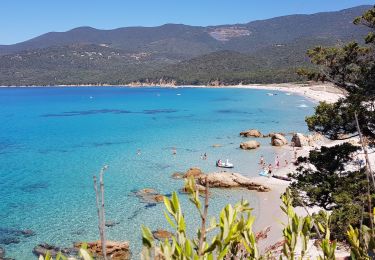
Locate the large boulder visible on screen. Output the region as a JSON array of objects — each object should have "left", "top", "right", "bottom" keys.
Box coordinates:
[
  {"left": 75, "top": 241, "right": 131, "bottom": 260},
  {"left": 183, "top": 167, "right": 203, "bottom": 178},
  {"left": 240, "top": 140, "right": 260, "bottom": 150},
  {"left": 197, "top": 172, "right": 270, "bottom": 192},
  {"left": 291, "top": 133, "right": 308, "bottom": 147},
  {"left": 271, "top": 134, "right": 288, "bottom": 146},
  {"left": 240, "top": 129, "right": 262, "bottom": 137}
]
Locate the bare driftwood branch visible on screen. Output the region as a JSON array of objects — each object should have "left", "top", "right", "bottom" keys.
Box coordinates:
[
  {"left": 94, "top": 166, "right": 109, "bottom": 260},
  {"left": 198, "top": 176, "right": 209, "bottom": 256}
]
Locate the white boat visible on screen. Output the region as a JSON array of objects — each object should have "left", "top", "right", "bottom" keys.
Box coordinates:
[
  {"left": 216, "top": 159, "right": 234, "bottom": 168},
  {"left": 266, "top": 93, "right": 274, "bottom": 96}
]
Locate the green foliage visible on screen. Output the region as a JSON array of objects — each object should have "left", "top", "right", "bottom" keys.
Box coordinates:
[
  {"left": 141, "top": 178, "right": 343, "bottom": 259},
  {"left": 347, "top": 208, "right": 375, "bottom": 259},
  {"left": 281, "top": 189, "right": 314, "bottom": 259},
  {"left": 303, "top": 5, "right": 375, "bottom": 141},
  {"left": 289, "top": 143, "right": 372, "bottom": 240},
  {"left": 38, "top": 248, "right": 92, "bottom": 260}
]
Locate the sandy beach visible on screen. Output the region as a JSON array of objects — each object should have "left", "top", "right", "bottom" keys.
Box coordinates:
[{"left": 241, "top": 82, "right": 350, "bottom": 254}]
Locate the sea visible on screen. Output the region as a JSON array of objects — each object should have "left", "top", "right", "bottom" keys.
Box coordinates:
[{"left": 0, "top": 87, "right": 314, "bottom": 259}]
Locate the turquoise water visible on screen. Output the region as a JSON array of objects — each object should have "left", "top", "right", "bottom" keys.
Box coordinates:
[{"left": 0, "top": 87, "right": 314, "bottom": 259}]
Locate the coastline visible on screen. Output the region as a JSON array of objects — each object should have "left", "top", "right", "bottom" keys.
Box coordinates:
[
  {"left": 245, "top": 84, "right": 346, "bottom": 253},
  {"left": 0, "top": 82, "right": 345, "bottom": 104}
]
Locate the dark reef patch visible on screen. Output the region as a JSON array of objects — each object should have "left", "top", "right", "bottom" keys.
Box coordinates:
[
  {"left": 0, "top": 228, "right": 35, "bottom": 245},
  {"left": 142, "top": 109, "right": 178, "bottom": 114},
  {"left": 216, "top": 109, "right": 254, "bottom": 115},
  {"left": 20, "top": 182, "right": 49, "bottom": 193},
  {"left": 41, "top": 109, "right": 133, "bottom": 117}
]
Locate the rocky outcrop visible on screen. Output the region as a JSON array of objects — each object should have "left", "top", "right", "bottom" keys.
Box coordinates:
[
  {"left": 152, "top": 229, "right": 173, "bottom": 241},
  {"left": 271, "top": 134, "right": 288, "bottom": 146},
  {"left": 197, "top": 172, "right": 270, "bottom": 192},
  {"left": 306, "top": 133, "right": 323, "bottom": 146},
  {"left": 183, "top": 167, "right": 203, "bottom": 178},
  {"left": 135, "top": 189, "right": 165, "bottom": 203},
  {"left": 240, "top": 140, "right": 260, "bottom": 150},
  {"left": 74, "top": 241, "right": 131, "bottom": 260},
  {"left": 291, "top": 133, "right": 308, "bottom": 147},
  {"left": 240, "top": 129, "right": 262, "bottom": 138}
]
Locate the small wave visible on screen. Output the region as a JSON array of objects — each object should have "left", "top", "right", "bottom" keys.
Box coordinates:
[{"left": 297, "top": 104, "right": 308, "bottom": 108}]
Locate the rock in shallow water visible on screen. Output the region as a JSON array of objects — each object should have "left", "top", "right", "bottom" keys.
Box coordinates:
[
  {"left": 240, "top": 140, "right": 260, "bottom": 150},
  {"left": 74, "top": 241, "right": 131, "bottom": 260},
  {"left": 271, "top": 134, "right": 288, "bottom": 146},
  {"left": 183, "top": 167, "right": 203, "bottom": 178},
  {"left": 240, "top": 129, "right": 262, "bottom": 138},
  {"left": 197, "top": 172, "right": 270, "bottom": 192}
]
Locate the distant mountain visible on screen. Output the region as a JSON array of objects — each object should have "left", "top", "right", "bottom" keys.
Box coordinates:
[{"left": 0, "top": 5, "right": 371, "bottom": 86}]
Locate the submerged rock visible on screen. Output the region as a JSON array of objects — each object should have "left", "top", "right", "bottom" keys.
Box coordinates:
[
  {"left": 21, "top": 229, "right": 35, "bottom": 237},
  {"left": 291, "top": 133, "right": 308, "bottom": 147},
  {"left": 240, "top": 140, "right": 260, "bottom": 150},
  {"left": 263, "top": 132, "right": 286, "bottom": 138},
  {"left": 74, "top": 240, "right": 131, "bottom": 260},
  {"left": 0, "top": 247, "right": 4, "bottom": 258},
  {"left": 134, "top": 189, "right": 165, "bottom": 203},
  {"left": 33, "top": 243, "right": 79, "bottom": 258},
  {"left": 240, "top": 129, "right": 262, "bottom": 138},
  {"left": 183, "top": 167, "right": 203, "bottom": 178},
  {"left": 171, "top": 172, "right": 184, "bottom": 179},
  {"left": 152, "top": 229, "right": 173, "bottom": 241},
  {"left": 197, "top": 172, "right": 270, "bottom": 192},
  {"left": 105, "top": 221, "right": 120, "bottom": 227}
]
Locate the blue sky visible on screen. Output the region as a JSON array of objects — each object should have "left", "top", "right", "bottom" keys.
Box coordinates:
[{"left": 1, "top": 0, "right": 373, "bottom": 45}]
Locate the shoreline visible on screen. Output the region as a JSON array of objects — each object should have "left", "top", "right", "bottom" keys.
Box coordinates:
[{"left": 0, "top": 82, "right": 346, "bottom": 104}]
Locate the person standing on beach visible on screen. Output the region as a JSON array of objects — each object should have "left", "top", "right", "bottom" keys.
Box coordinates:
[{"left": 275, "top": 155, "right": 280, "bottom": 169}]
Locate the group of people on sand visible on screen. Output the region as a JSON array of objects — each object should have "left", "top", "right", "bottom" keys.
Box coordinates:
[{"left": 259, "top": 154, "right": 289, "bottom": 177}]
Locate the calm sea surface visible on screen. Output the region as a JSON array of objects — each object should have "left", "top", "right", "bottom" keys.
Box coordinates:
[{"left": 0, "top": 87, "right": 314, "bottom": 259}]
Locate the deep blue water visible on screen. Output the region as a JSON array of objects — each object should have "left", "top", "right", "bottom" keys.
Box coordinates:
[{"left": 0, "top": 87, "right": 314, "bottom": 259}]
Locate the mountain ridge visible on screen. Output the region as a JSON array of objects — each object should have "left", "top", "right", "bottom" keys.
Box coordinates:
[{"left": 0, "top": 5, "right": 372, "bottom": 86}]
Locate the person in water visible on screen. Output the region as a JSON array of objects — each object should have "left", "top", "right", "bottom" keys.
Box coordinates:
[
  {"left": 259, "top": 155, "right": 264, "bottom": 166},
  {"left": 203, "top": 153, "right": 207, "bottom": 160},
  {"left": 268, "top": 164, "right": 273, "bottom": 177},
  {"left": 172, "top": 147, "right": 177, "bottom": 155}
]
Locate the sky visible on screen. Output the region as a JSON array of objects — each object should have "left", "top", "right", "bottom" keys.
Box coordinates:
[{"left": 1, "top": 0, "right": 373, "bottom": 45}]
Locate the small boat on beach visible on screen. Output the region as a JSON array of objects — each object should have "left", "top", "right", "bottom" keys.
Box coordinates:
[{"left": 216, "top": 159, "right": 234, "bottom": 168}]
